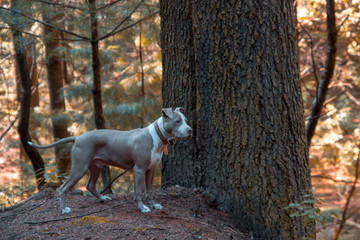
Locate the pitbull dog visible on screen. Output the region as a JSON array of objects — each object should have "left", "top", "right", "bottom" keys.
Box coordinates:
[{"left": 28, "top": 107, "right": 192, "bottom": 214}]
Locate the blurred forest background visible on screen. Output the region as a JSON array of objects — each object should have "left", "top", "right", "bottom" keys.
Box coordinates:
[{"left": 0, "top": 0, "right": 359, "bottom": 238}]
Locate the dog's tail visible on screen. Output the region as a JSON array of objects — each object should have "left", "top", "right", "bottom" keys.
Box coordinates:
[{"left": 28, "top": 136, "right": 77, "bottom": 149}]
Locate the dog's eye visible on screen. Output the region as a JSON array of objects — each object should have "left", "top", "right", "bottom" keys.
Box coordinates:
[{"left": 176, "top": 120, "right": 181, "bottom": 124}]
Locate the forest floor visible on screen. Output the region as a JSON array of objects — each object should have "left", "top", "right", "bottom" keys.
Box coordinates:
[
  {"left": 313, "top": 179, "right": 360, "bottom": 240},
  {"left": 0, "top": 185, "right": 249, "bottom": 240}
]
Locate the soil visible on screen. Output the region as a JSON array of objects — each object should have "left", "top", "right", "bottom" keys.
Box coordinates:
[{"left": 0, "top": 186, "right": 248, "bottom": 240}]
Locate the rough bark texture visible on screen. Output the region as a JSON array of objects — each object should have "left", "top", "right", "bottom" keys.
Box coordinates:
[
  {"left": 88, "top": 0, "right": 111, "bottom": 192},
  {"left": 11, "top": 0, "right": 45, "bottom": 190},
  {"left": 43, "top": 9, "right": 71, "bottom": 178},
  {"left": 161, "top": 1, "right": 314, "bottom": 239},
  {"left": 306, "top": 0, "right": 337, "bottom": 146}
]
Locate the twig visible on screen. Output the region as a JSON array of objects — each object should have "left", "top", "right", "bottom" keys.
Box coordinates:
[
  {"left": 305, "top": 112, "right": 329, "bottom": 122},
  {"left": 97, "top": 0, "right": 125, "bottom": 11},
  {"left": 311, "top": 174, "right": 356, "bottom": 184},
  {"left": 2, "top": 189, "right": 50, "bottom": 212},
  {"left": 323, "top": 90, "right": 346, "bottom": 105},
  {"left": 100, "top": 170, "right": 127, "bottom": 194},
  {"left": 345, "top": 90, "right": 360, "bottom": 106},
  {"left": 98, "top": 0, "right": 144, "bottom": 41},
  {"left": 337, "top": 14, "right": 350, "bottom": 32},
  {"left": 299, "top": 22, "right": 319, "bottom": 84},
  {"left": 98, "top": 11, "right": 159, "bottom": 41},
  {"left": 24, "top": 203, "right": 124, "bottom": 224},
  {"left": 332, "top": 144, "right": 360, "bottom": 240},
  {"left": 345, "top": 207, "right": 360, "bottom": 221},
  {"left": 0, "top": 52, "right": 15, "bottom": 65},
  {"left": 0, "top": 116, "right": 18, "bottom": 142}
]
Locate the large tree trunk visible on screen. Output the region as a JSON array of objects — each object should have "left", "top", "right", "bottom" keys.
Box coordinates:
[
  {"left": 160, "top": 0, "right": 314, "bottom": 239},
  {"left": 11, "top": 0, "right": 45, "bottom": 190},
  {"left": 43, "top": 7, "right": 71, "bottom": 180},
  {"left": 88, "top": 0, "right": 111, "bottom": 192}
]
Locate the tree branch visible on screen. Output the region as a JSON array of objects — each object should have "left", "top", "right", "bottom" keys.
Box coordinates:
[
  {"left": 35, "top": 0, "right": 85, "bottom": 11},
  {"left": 97, "top": 0, "right": 125, "bottom": 11},
  {"left": 99, "top": 11, "right": 158, "bottom": 41},
  {"left": 98, "top": 0, "right": 144, "bottom": 41},
  {"left": 100, "top": 170, "right": 127, "bottom": 194},
  {"left": 306, "top": 0, "right": 337, "bottom": 146},
  {"left": 0, "top": 6, "right": 90, "bottom": 41},
  {"left": 1, "top": 27, "right": 88, "bottom": 41}
]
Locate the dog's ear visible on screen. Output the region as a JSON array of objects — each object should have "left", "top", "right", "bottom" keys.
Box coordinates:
[
  {"left": 162, "top": 108, "right": 173, "bottom": 119},
  {"left": 175, "top": 107, "right": 185, "bottom": 114}
]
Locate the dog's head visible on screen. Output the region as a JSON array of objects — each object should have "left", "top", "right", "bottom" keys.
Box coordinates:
[{"left": 161, "top": 107, "right": 193, "bottom": 139}]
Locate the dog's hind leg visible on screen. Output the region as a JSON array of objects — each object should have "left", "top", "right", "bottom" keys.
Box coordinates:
[
  {"left": 57, "top": 150, "right": 89, "bottom": 214},
  {"left": 57, "top": 171, "right": 86, "bottom": 214},
  {"left": 86, "top": 163, "right": 111, "bottom": 202}
]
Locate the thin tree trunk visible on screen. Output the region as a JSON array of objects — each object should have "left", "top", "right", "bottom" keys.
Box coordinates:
[
  {"left": 43, "top": 6, "right": 71, "bottom": 180},
  {"left": 306, "top": 0, "right": 337, "bottom": 146},
  {"left": 60, "top": 32, "right": 71, "bottom": 86},
  {"left": 27, "top": 42, "right": 39, "bottom": 108},
  {"left": 88, "top": 0, "right": 112, "bottom": 193},
  {"left": 161, "top": 0, "right": 314, "bottom": 239},
  {"left": 11, "top": 0, "right": 45, "bottom": 190},
  {"left": 139, "top": 24, "right": 145, "bottom": 127}
]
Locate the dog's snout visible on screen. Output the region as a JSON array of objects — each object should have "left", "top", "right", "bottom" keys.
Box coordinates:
[{"left": 187, "top": 128, "right": 193, "bottom": 136}]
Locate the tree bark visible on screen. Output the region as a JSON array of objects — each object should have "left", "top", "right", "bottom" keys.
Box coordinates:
[
  {"left": 160, "top": 0, "right": 314, "bottom": 239},
  {"left": 88, "top": 0, "right": 111, "bottom": 192},
  {"left": 305, "top": 0, "right": 337, "bottom": 146},
  {"left": 43, "top": 6, "right": 71, "bottom": 179},
  {"left": 11, "top": 0, "right": 45, "bottom": 190}
]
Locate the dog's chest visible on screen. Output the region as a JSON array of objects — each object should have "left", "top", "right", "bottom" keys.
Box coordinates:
[
  {"left": 149, "top": 149, "right": 163, "bottom": 170},
  {"left": 148, "top": 125, "right": 165, "bottom": 170}
]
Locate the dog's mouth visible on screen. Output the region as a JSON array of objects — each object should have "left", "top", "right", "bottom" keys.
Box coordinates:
[
  {"left": 184, "top": 134, "right": 192, "bottom": 139},
  {"left": 177, "top": 134, "right": 192, "bottom": 140}
]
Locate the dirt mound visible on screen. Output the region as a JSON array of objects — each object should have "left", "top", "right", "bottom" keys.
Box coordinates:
[{"left": 0, "top": 186, "right": 248, "bottom": 240}]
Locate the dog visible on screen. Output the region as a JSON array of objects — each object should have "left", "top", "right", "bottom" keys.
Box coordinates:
[{"left": 28, "top": 107, "right": 193, "bottom": 214}]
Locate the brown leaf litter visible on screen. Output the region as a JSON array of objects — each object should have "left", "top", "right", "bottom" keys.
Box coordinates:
[{"left": 1, "top": 186, "right": 249, "bottom": 240}]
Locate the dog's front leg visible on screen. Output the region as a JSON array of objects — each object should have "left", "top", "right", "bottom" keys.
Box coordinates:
[
  {"left": 145, "top": 169, "right": 162, "bottom": 209},
  {"left": 133, "top": 166, "right": 150, "bottom": 213}
]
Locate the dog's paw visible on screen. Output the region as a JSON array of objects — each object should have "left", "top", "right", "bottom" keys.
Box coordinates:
[
  {"left": 140, "top": 205, "right": 151, "bottom": 213},
  {"left": 99, "top": 196, "right": 112, "bottom": 202},
  {"left": 151, "top": 203, "right": 163, "bottom": 209},
  {"left": 61, "top": 207, "right": 71, "bottom": 214}
]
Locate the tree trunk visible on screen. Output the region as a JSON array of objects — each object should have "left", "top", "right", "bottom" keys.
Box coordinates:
[
  {"left": 160, "top": 1, "right": 314, "bottom": 239},
  {"left": 60, "top": 31, "right": 71, "bottom": 86},
  {"left": 27, "top": 42, "right": 40, "bottom": 107},
  {"left": 305, "top": 0, "right": 337, "bottom": 146},
  {"left": 43, "top": 7, "right": 71, "bottom": 179},
  {"left": 88, "top": 0, "right": 111, "bottom": 192},
  {"left": 14, "top": 43, "right": 39, "bottom": 165},
  {"left": 11, "top": 0, "right": 45, "bottom": 190}
]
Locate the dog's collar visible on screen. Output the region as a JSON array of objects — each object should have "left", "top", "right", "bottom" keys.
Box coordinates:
[{"left": 154, "top": 120, "right": 172, "bottom": 145}]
